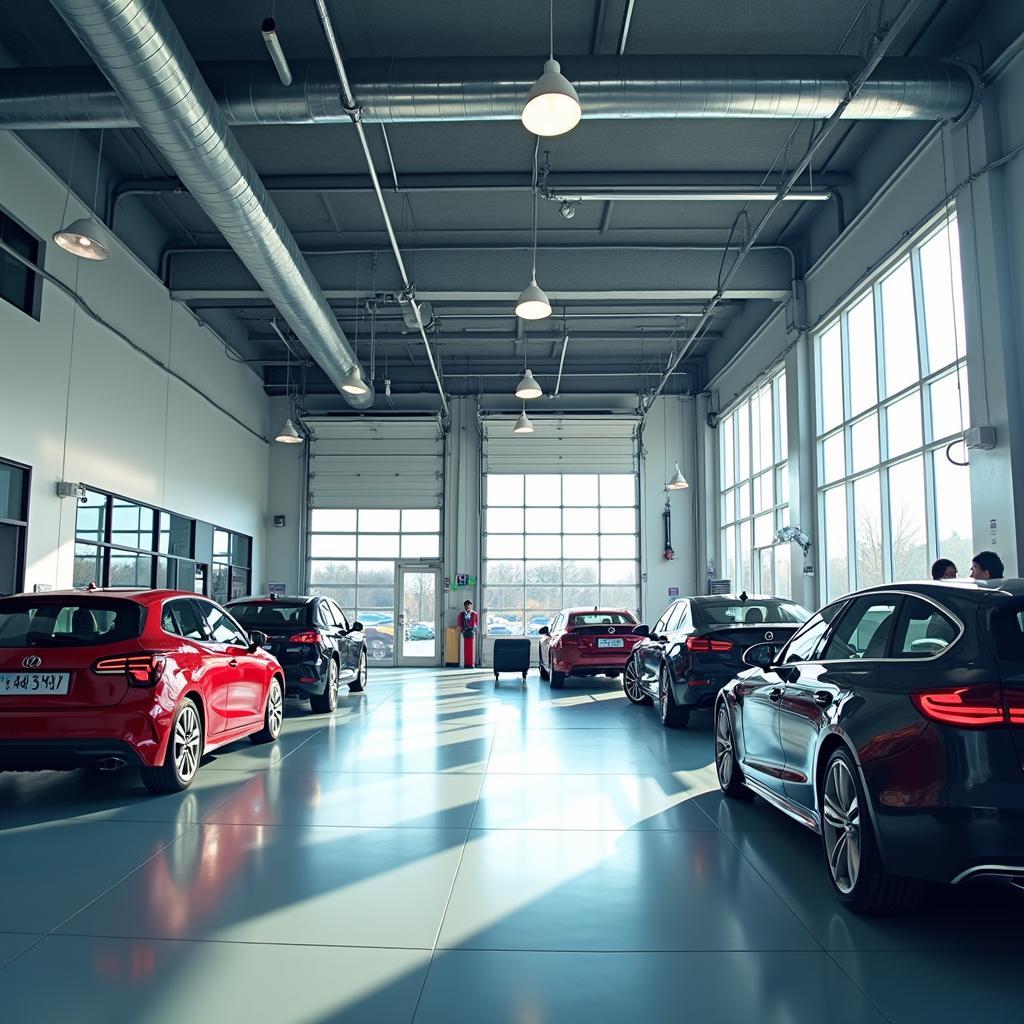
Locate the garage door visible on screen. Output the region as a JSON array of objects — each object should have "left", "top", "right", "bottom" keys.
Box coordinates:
[{"left": 481, "top": 415, "right": 639, "bottom": 473}]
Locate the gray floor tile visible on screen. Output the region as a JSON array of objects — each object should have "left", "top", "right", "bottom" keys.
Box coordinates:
[
  {"left": 0, "top": 933, "right": 42, "bottom": 971},
  {"left": 413, "top": 949, "right": 889, "bottom": 1024},
  {"left": 690, "top": 790, "right": 795, "bottom": 831},
  {"left": 437, "top": 828, "right": 818, "bottom": 951},
  {"left": 59, "top": 822, "right": 467, "bottom": 948},
  {"left": 485, "top": 727, "right": 669, "bottom": 775},
  {"left": 0, "top": 819, "right": 188, "bottom": 933},
  {"left": 1, "top": 934, "right": 430, "bottom": 1024}
]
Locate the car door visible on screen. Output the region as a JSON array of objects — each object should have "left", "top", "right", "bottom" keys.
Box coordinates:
[
  {"left": 314, "top": 599, "right": 343, "bottom": 674},
  {"left": 161, "top": 598, "right": 232, "bottom": 736},
  {"left": 328, "top": 600, "right": 359, "bottom": 677},
  {"left": 780, "top": 595, "right": 898, "bottom": 810},
  {"left": 738, "top": 609, "right": 837, "bottom": 794},
  {"left": 640, "top": 602, "right": 680, "bottom": 685},
  {"left": 197, "top": 600, "right": 264, "bottom": 727}
]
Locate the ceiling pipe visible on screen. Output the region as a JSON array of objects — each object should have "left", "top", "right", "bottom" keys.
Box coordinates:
[
  {"left": 0, "top": 54, "right": 976, "bottom": 129},
  {"left": 311, "top": 0, "right": 449, "bottom": 424},
  {"left": 46, "top": 0, "right": 373, "bottom": 409}
]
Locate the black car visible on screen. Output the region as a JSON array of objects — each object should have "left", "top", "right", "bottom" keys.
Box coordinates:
[
  {"left": 226, "top": 595, "right": 366, "bottom": 712},
  {"left": 623, "top": 594, "right": 811, "bottom": 728},
  {"left": 715, "top": 580, "right": 1024, "bottom": 913}
]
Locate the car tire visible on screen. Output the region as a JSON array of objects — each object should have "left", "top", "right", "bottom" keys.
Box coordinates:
[
  {"left": 820, "top": 746, "right": 925, "bottom": 914},
  {"left": 623, "top": 657, "right": 652, "bottom": 706},
  {"left": 249, "top": 677, "right": 284, "bottom": 744},
  {"left": 550, "top": 667, "right": 566, "bottom": 689},
  {"left": 715, "top": 702, "right": 752, "bottom": 799},
  {"left": 309, "top": 658, "right": 339, "bottom": 714},
  {"left": 141, "top": 697, "right": 203, "bottom": 794},
  {"left": 539, "top": 653, "right": 550, "bottom": 681},
  {"left": 658, "top": 666, "right": 690, "bottom": 729},
  {"left": 348, "top": 650, "right": 368, "bottom": 693}
]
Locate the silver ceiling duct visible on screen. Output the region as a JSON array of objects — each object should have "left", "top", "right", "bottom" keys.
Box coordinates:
[
  {"left": 45, "top": 0, "right": 372, "bottom": 409},
  {"left": 0, "top": 54, "right": 976, "bottom": 129}
]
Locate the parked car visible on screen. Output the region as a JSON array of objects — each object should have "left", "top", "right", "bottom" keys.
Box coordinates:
[
  {"left": 539, "top": 609, "right": 642, "bottom": 689},
  {"left": 227, "top": 595, "right": 366, "bottom": 711},
  {"left": 405, "top": 621, "right": 435, "bottom": 641},
  {"left": 715, "top": 580, "right": 1024, "bottom": 913},
  {"left": 624, "top": 594, "right": 810, "bottom": 728},
  {"left": 0, "top": 589, "right": 284, "bottom": 793},
  {"left": 488, "top": 615, "right": 524, "bottom": 637},
  {"left": 527, "top": 615, "right": 553, "bottom": 636}
]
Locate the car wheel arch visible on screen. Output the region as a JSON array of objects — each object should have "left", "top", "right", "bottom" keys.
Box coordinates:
[{"left": 814, "top": 729, "right": 884, "bottom": 844}]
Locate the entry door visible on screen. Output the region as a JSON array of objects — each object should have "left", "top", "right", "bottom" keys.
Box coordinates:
[{"left": 396, "top": 565, "right": 441, "bottom": 666}]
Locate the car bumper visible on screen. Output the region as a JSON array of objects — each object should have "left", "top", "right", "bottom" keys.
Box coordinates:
[
  {"left": 552, "top": 652, "right": 633, "bottom": 675},
  {"left": 672, "top": 673, "right": 734, "bottom": 708},
  {"left": 278, "top": 656, "right": 329, "bottom": 698}
]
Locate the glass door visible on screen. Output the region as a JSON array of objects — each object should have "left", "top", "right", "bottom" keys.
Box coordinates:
[{"left": 396, "top": 564, "right": 441, "bottom": 666}]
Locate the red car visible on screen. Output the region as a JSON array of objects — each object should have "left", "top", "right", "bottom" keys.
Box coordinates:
[
  {"left": 0, "top": 589, "right": 285, "bottom": 793},
  {"left": 538, "top": 608, "right": 642, "bottom": 689}
]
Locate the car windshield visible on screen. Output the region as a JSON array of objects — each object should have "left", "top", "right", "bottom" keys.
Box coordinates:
[
  {"left": 695, "top": 600, "right": 811, "bottom": 626},
  {"left": 0, "top": 597, "right": 143, "bottom": 647},
  {"left": 569, "top": 612, "right": 637, "bottom": 627},
  {"left": 228, "top": 601, "right": 309, "bottom": 628}
]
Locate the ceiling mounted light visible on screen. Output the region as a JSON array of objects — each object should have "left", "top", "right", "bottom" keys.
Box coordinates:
[
  {"left": 515, "top": 367, "right": 543, "bottom": 400},
  {"left": 275, "top": 417, "right": 303, "bottom": 444},
  {"left": 341, "top": 364, "right": 369, "bottom": 395},
  {"left": 516, "top": 279, "right": 551, "bottom": 321},
  {"left": 53, "top": 215, "right": 111, "bottom": 261},
  {"left": 522, "top": 58, "right": 582, "bottom": 137},
  {"left": 666, "top": 462, "right": 689, "bottom": 490},
  {"left": 514, "top": 408, "right": 535, "bottom": 434}
]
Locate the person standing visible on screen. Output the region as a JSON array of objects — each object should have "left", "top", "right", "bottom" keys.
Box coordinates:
[
  {"left": 458, "top": 599, "right": 479, "bottom": 668},
  {"left": 969, "top": 551, "right": 1005, "bottom": 580},
  {"left": 931, "top": 558, "right": 957, "bottom": 580}
]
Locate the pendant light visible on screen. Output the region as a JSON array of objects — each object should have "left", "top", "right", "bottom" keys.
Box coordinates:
[
  {"left": 275, "top": 417, "right": 303, "bottom": 444},
  {"left": 666, "top": 462, "right": 689, "bottom": 490},
  {"left": 515, "top": 368, "right": 543, "bottom": 399},
  {"left": 516, "top": 140, "right": 552, "bottom": 321},
  {"left": 521, "top": 0, "right": 581, "bottom": 137},
  {"left": 341, "top": 364, "right": 369, "bottom": 395},
  {"left": 514, "top": 407, "right": 535, "bottom": 434},
  {"left": 53, "top": 130, "right": 111, "bottom": 261},
  {"left": 275, "top": 329, "right": 305, "bottom": 444}
]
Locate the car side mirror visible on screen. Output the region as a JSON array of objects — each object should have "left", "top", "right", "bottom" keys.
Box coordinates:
[
  {"left": 351, "top": 621, "right": 364, "bottom": 632},
  {"left": 743, "top": 642, "right": 775, "bottom": 670},
  {"left": 248, "top": 630, "right": 268, "bottom": 651},
  {"left": 538, "top": 626, "right": 550, "bottom": 636},
  {"left": 632, "top": 624, "right": 651, "bottom": 637}
]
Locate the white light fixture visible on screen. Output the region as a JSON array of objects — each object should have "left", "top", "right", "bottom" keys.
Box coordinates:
[
  {"left": 513, "top": 409, "right": 535, "bottom": 434},
  {"left": 522, "top": 58, "right": 582, "bottom": 137},
  {"left": 275, "top": 417, "right": 303, "bottom": 444},
  {"left": 515, "top": 367, "right": 543, "bottom": 399},
  {"left": 515, "top": 279, "right": 551, "bottom": 320},
  {"left": 666, "top": 462, "right": 689, "bottom": 490},
  {"left": 53, "top": 130, "right": 111, "bottom": 262},
  {"left": 341, "top": 364, "right": 369, "bottom": 395}
]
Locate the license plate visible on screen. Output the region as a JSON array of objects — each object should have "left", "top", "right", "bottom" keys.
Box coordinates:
[
  {"left": 597, "top": 638, "right": 624, "bottom": 649},
  {"left": 0, "top": 672, "right": 71, "bottom": 695}
]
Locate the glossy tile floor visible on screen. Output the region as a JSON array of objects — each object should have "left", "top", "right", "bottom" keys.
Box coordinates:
[{"left": 1, "top": 667, "right": 1021, "bottom": 1023}]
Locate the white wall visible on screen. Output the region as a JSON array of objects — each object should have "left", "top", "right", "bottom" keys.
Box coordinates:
[{"left": 0, "top": 133, "right": 271, "bottom": 591}]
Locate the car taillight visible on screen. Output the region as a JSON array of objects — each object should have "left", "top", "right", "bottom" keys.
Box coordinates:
[
  {"left": 911, "top": 686, "right": 1006, "bottom": 727},
  {"left": 560, "top": 634, "right": 580, "bottom": 646},
  {"left": 686, "top": 636, "right": 734, "bottom": 653},
  {"left": 92, "top": 654, "right": 165, "bottom": 687},
  {"left": 288, "top": 631, "right": 323, "bottom": 644}
]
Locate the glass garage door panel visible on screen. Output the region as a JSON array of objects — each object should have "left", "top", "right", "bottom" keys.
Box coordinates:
[{"left": 399, "top": 568, "right": 439, "bottom": 665}]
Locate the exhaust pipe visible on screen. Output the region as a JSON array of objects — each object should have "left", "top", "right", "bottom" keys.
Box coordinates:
[{"left": 96, "top": 757, "right": 127, "bottom": 772}]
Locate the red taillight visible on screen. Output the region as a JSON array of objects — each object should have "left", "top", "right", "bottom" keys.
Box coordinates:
[
  {"left": 686, "top": 636, "right": 734, "bottom": 653},
  {"left": 1005, "top": 691, "right": 1024, "bottom": 725},
  {"left": 288, "top": 630, "right": 323, "bottom": 644},
  {"left": 92, "top": 654, "right": 165, "bottom": 687},
  {"left": 560, "top": 633, "right": 581, "bottom": 646},
  {"left": 911, "top": 686, "right": 1006, "bottom": 728}
]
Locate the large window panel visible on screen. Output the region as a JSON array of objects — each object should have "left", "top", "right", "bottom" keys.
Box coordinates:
[
  {"left": 824, "top": 485, "right": 849, "bottom": 600},
  {"left": 888, "top": 457, "right": 927, "bottom": 580},
  {"left": 880, "top": 260, "right": 919, "bottom": 396},
  {"left": 932, "top": 451, "right": 973, "bottom": 571}
]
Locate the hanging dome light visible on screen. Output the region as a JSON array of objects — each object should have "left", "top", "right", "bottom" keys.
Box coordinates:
[
  {"left": 513, "top": 409, "right": 535, "bottom": 434},
  {"left": 666, "top": 462, "right": 689, "bottom": 490},
  {"left": 515, "top": 368, "right": 543, "bottom": 399},
  {"left": 341, "top": 364, "right": 369, "bottom": 395},
  {"left": 275, "top": 417, "right": 303, "bottom": 444},
  {"left": 515, "top": 279, "right": 552, "bottom": 320},
  {"left": 522, "top": 58, "right": 582, "bottom": 137},
  {"left": 52, "top": 215, "right": 111, "bottom": 261}
]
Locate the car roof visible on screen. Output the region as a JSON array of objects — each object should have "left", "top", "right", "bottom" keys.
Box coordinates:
[
  {"left": 227, "top": 595, "right": 316, "bottom": 605},
  {"left": 839, "top": 579, "right": 1024, "bottom": 604},
  {"left": 561, "top": 608, "right": 636, "bottom": 616},
  {"left": 691, "top": 594, "right": 789, "bottom": 603},
  {"left": 5, "top": 588, "right": 197, "bottom": 606}
]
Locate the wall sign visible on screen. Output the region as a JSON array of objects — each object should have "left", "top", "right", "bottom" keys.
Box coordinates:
[
  {"left": 668, "top": 587, "right": 679, "bottom": 597},
  {"left": 268, "top": 582, "right": 287, "bottom": 597}
]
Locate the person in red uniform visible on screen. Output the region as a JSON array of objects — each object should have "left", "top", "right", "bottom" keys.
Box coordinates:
[{"left": 458, "top": 599, "right": 479, "bottom": 668}]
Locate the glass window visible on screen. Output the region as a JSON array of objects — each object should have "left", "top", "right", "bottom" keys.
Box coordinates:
[
  {"left": 402, "top": 509, "right": 440, "bottom": 533},
  {"left": 198, "top": 602, "right": 248, "bottom": 646},
  {"left": 850, "top": 414, "right": 880, "bottom": 474},
  {"left": 783, "top": 611, "right": 830, "bottom": 664},
  {"left": 885, "top": 391, "right": 923, "bottom": 459},
  {"left": 310, "top": 534, "right": 357, "bottom": 559},
  {"left": 919, "top": 221, "right": 967, "bottom": 371},
  {"left": 819, "top": 324, "right": 844, "bottom": 432},
  {"left": 928, "top": 366, "right": 969, "bottom": 443},
  {"left": 76, "top": 490, "right": 108, "bottom": 543},
  {"left": 162, "top": 599, "right": 209, "bottom": 641},
  {"left": 891, "top": 596, "right": 959, "bottom": 658},
  {"left": 311, "top": 509, "right": 356, "bottom": 532},
  {"left": 824, "top": 485, "right": 849, "bottom": 600},
  {"left": 853, "top": 472, "right": 883, "bottom": 589},
  {"left": 888, "top": 457, "right": 927, "bottom": 581},
  {"left": 108, "top": 553, "right": 153, "bottom": 588},
  {"left": 822, "top": 596, "right": 898, "bottom": 660},
  {"left": 358, "top": 509, "right": 401, "bottom": 533},
  {"left": 932, "top": 451, "right": 972, "bottom": 573},
  {"left": 821, "top": 432, "right": 845, "bottom": 484},
  {"left": 0, "top": 208, "right": 41, "bottom": 317},
  {"left": 847, "top": 292, "right": 877, "bottom": 416},
  {"left": 563, "top": 475, "right": 598, "bottom": 506},
  {"left": 158, "top": 514, "right": 192, "bottom": 557},
  {"left": 880, "top": 260, "right": 919, "bottom": 396},
  {"left": 0, "top": 597, "right": 142, "bottom": 647}
]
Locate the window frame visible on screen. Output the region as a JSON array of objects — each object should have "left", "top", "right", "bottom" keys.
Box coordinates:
[
  {"left": 0, "top": 205, "right": 43, "bottom": 320},
  {"left": 0, "top": 456, "right": 31, "bottom": 595}
]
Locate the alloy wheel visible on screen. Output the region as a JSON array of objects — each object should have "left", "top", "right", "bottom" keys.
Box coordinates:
[
  {"left": 823, "top": 758, "right": 861, "bottom": 894},
  {"left": 328, "top": 659, "right": 339, "bottom": 707},
  {"left": 173, "top": 703, "right": 201, "bottom": 782},
  {"left": 359, "top": 653, "right": 367, "bottom": 687},
  {"left": 267, "top": 680, "right": 284, "bottom": 737},
  {"left": 715, "top": 706, "right": 734, "bottom": 789},
  {"left": 624, "top": 661, "right": 645, "bottom": 703}
]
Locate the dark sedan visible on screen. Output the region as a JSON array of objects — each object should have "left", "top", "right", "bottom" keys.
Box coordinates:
[
  {"left": 227, "top": 595, "right": 366, "bottom": 712},
  {"left": 623, "top": 594, "right": 810, "bottom": 728},
  {"left": 715, "top": 580, "right": 1024, "bottom": 913}
]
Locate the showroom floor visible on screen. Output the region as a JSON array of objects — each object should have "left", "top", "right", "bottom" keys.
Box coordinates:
[{"left": 0, "top": 668, "right": 1020, "bottom": 1023}]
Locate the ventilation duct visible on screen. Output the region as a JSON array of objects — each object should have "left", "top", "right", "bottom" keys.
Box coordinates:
[
  {"left": 0, "top": 54, "right": 976, "bottom": 129},
  {"left": 45, "top": 0, "right": 372, "bottom": 409}
]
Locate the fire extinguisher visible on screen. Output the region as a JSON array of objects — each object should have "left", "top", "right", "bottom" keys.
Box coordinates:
[{"left": 663, "top": 498, "right": 675, "bottom": 560}]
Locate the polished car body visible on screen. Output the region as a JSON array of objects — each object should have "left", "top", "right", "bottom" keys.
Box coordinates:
[
  {"left": 0, "top": 589, "right": 284, "bottom": 792},
  {"left": 539, "top": 609, "right": 641, "bottom": 689},
  {"left": 227, "top": 595, "right": 366, "bottom": 712},
  {"left": 624, "top": 594, "right": 810, "bottom": 728},
  {"left": 715, "top": 580, "right": 1024, "bottom": 912}
]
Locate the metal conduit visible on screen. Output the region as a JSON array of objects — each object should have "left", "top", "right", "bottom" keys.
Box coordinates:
[
  {"left": 46, "top": 0, "right": 373, "bottom": 409},
  {"left": 0, "top": 54, "right": 976, "bottom": 129}
]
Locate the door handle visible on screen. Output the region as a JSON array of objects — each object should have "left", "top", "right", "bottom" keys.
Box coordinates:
[
  {"left": 228, "top": 659, "right": 238, "bottom": 668},
  {"left": 813, "top": 690, "right": 833, "bottom": 707},
  {"left": 768, "top": 686, "right": 783, "bottom": 702}
]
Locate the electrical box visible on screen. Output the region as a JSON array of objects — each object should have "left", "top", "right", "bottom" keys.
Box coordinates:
[
  {"left": 965, "top": 426, "right": 996, "bottom": 450},
  {"left": 56, "top": 481, "right": 85, "bottom": 500}
]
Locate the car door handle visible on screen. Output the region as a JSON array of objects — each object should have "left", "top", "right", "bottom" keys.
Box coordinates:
[
  {"left": 228, "top": 659, "right": 238, "bottom": 668},
  {"left": 768, "top": 686, "right": 783, "bottom": 702},
  {"left": 813, "top": 690, "right": 833, "bottom": 707}
]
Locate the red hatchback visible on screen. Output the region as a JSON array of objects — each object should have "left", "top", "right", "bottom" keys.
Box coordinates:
[
  {"left": 538, "top": 609, "right": 641, "bottom": 689},
  {"left": 0, "top": 590, "right": 285, "bottom": 793}
]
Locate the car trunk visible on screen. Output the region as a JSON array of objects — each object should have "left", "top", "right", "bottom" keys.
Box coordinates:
[
  {"left": 0, "top": 643, "right": 140, "bottom": 709},
  {"left": 688, "top": 623, "right": 800, "bottom": 675},
  {"left": 238, "top": 622, "right": 313, "bottom": 667},
  {"left": 565, "top": 624, "right": 641, "bottom": 658}
]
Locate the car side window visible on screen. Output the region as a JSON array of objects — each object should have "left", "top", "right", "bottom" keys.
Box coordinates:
[
  {"left": 781, "top": 603, "right": 843, "bottom": 664},
  {"left": 661, "top": 602, "right": 684, "bottom": 634},
  {"left": 821, "top": 596, "right": 899, "bottom": 661},
  {"left": 315, "top": 601, "right": 335, "bottom": 629},
  {"left": 162, "top": 599, "right": 209, "bottom": 641},
  {"left": 330, "top": 602, "right": 350, "bottom": 630},
  {"left": 198, "top": 602, "right": 249, "bottom": 646},
  {"left": 890, "top": 597, "right": 959, "bottom": 658}
]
